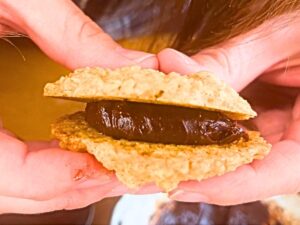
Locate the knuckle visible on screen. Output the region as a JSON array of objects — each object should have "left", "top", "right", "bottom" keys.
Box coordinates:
[
  {"left": 215, "top": 48, "right": 236, "bottom": 77},
  {"left": 77, "top": 18, "right": 101, "bottom": 40},
  {"left": 202, "top": 47, "right": 242, "bottom": 82},
  {"left": 64, "top": 8, "right": 112, "bottom": 44}
]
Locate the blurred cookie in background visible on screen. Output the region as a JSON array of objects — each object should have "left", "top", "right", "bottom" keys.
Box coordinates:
[{"left": 111, "top": 194, "right": 300, "bottom": 225}]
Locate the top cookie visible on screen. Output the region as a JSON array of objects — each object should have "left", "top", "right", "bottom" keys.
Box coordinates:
[{"left": 44, "top": 66, "right": 256, "bottom": 120}]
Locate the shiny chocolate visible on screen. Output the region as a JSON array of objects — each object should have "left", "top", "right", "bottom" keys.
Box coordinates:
[
  {"left": 85, "top": 101, "right": 248, "bottom": 145},
  {"left": 150, "top": 201, "right": 274, "bottom": 225}
]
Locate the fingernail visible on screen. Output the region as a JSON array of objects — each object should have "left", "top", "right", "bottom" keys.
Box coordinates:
[
  {"left": 165, "top": 49, "right": 205, "bottom": 74},
  {"left": 133, "top": 54, "right": 155, "bottom": 63},
  {"left": 169, "top": 190, "right": 210, "bottom": 202},
  {"left": 168, "top": 49, "right": 200, "bottom": 67},
  {"left": 134, "top": 54, "right": 158, "bottom": 69},
  {"left": 115, "top": 47, "right": 154, "bottom": 63},
  {"left": 116, "top": 46, "right": 158, "bottom": 68}
]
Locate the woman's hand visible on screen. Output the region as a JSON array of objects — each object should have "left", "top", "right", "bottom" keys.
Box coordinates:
[
  {"left": 0, "top": 0, "right": 158, "bottom": 69},
  {"left": 0, "top": 0, "right": 157, "bottom": 214},
  {"left": 158, "top": 13, "right": 300, "bottom": 205},
  {"left": 0, "top": 126, "right": 127, "bottom": 214}
]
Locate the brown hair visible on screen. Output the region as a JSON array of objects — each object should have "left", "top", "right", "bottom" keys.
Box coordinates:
[{"left": 75, "top": 0, "right": 300, "bottom": 55}]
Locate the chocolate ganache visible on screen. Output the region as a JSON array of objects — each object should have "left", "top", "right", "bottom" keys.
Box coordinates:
[{"left": 85, "top": 100, "right": 248, "bottom": 145}]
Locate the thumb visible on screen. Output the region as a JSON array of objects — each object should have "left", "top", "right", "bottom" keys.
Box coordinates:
[
  {"left": 0, "top": 131, "right": 112, "bottom": 201},
  {"left": 169, "top": 140, "right": 300, "bottom": 205},
  {"left": 1, "top": 0, "right": 158, "bottom": 69},
  {"left": 158, "top": 13, "right": 300, "bottom": 91}
]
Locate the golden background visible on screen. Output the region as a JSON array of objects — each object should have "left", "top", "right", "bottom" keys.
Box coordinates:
[{"left": 0, "top": 38, "right": 82, "bottom": 140}]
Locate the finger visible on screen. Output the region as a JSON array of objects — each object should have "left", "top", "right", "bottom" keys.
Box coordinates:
[
  {"left": 264, "top": 132, "right": 283, "bottom": 145},
  {"left": 259, "top": 66, "right": 300, "bottom": 87},
  {"left": 158, "top": 48, "right": 206, "bottom": 75},
  {"left": 0, "top": 181, "right": 119, "bottom": 214},
  {"left": 104, "top": 184, "right": 130, "bottom": 198},
  {"left": 260, "top": 53, "right": 300, "bottom": 87},
  {"left": 292, "top": 94, "right": 300, "bottom": 120},
  {"left": 158, "top": 14, "right": 300, "bottom": 91},
  {"left": 0, "top": 132, "right": 112, "bottom": 200},
  {"left": 0, "top": 24, "right": 15, "bottom": 36},
  {"left": 1, "top": 0, "right": 158, "bottom": 69},
  {"left": 266, "top": 53, "right": 300, "bottom": 71},
  {"left": 169, "top": 140, "right": 300, "bottom": 205},
  {"left": 158, "top": 45, "right": 273, "bottom": 91},
  {"left": 25, "top": 140, "right": 59, "bottom": 151},
  {"left": 282, "top": 94, "right": 300, "bottom": 142},
  {"left": 253, "top": 108, "right": 292, "bottom": 138},
  {"left": 283, "top": 119, "right": 300, "bottom": 142},
  {"left": 192, "top": 14, "right": 300, "bottom": 91}
]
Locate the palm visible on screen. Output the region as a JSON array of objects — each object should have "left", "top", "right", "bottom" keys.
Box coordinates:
[
  {"left": 157, "top": 46, "right": 300, "bottom": 204},
  {"left": 166, "top": 82, "right": 300, "bottom": 205},
  {"left": 0, "top": 130, "right": 123, "bottom": 214},
  {"left": 241, "top": 81, "right": 298, "bottom": 145}
]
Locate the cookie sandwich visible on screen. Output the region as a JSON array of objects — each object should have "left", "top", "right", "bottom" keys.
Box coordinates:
[{"left": 44, "top": 66, "right": 271, "bottom": 191}]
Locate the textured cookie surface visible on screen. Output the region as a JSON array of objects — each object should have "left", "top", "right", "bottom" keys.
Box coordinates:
[
  {"left": 44, "top": 66, "right": 256, "bottom": 120},
  {"left": 52, "top": 112, "right": 271, "bottom": 191}
]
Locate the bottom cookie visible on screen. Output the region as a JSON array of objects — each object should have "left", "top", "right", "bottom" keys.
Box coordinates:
[{"left": 52, "top": 112, "right": 271, "bottom": 191}]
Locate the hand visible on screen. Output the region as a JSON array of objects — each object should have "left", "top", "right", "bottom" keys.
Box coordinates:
[
  {"left": 0, "top": 125, "right": 126, "bottom": 214},
  {"left": 0, "top": 0, "right": 158, "bottom": 214},
  {"left": 0, "top": 0, "right": 158, "bottom": 69},
  {"left": 158, "top": 13, "right": 300, "bottom": 205}
]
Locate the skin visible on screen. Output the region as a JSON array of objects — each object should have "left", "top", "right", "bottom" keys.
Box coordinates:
[
  {"left": 158, "top": 13, "right": 300, "bottom": 205},
  {"left": 0, "top": 0, "right": 157, "bottom": 214},
  {"left": 0, "top": 0, "right": 299, "bottom": 213}
]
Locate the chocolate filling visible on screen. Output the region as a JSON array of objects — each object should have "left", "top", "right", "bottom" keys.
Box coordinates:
[
  {"left": 85, "top": 101, "right": 248, "bottom": 145},
  {"left": 150, "top": 201, "right": 275, "bottom": 225}
]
